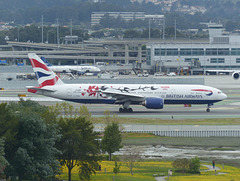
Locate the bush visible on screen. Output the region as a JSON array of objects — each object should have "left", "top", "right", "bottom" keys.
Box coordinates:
[
  {"left": 188, "top": 157, "right": 200, "bottom": 173},
  {"left": 172, "top": 157, "right": 200, "bottom": 173}
]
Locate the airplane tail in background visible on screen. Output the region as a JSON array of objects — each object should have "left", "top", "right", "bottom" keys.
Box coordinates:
[
  {"left": 28, "top": 53, "right": 64, "bottom": 87},
  {"left": 41, "top": 56, "right": 52, "bottom": 66}
]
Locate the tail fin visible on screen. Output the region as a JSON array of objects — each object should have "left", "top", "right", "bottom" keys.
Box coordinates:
[
  {"left": 28, "top": 53, "right": 64, "bottom": 87},
  {"left": 41, "top": 56, "right": 52, "bottom": 66}
]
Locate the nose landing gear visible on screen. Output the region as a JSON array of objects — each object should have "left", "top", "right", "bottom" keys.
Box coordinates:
[{"left": 206, "top": 103, "right": 213, "bottom": 112}]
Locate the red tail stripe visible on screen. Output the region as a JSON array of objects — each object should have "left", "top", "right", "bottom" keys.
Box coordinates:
[
  {"left": 40, "top": 76, "right": 59, "bottom": 87},
  {"left": 30, "top": 58, "right": 50, "bottom": 72}
]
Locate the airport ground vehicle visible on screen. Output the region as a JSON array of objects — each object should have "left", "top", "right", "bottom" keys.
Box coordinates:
[{"left": 167, "top": 72, "right": 177, "bottom": 76}]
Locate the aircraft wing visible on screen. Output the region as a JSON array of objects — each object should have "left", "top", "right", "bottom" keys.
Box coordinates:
[
  {"left": 69, "top": 68, "right": 78, "bottom": 72},
  {"left": 101, "top": 89, "right": 145, "bottom": 103},
  {"left": 207, "top": 70, "right": 238, "bottom": 73}
]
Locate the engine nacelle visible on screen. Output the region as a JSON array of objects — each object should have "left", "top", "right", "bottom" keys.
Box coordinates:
[
  {"left": 143, "top": 97, "right": 164, "bottom": 109},
  {"left": 232, "top": 72, "right": 240, "bottom": 80}
]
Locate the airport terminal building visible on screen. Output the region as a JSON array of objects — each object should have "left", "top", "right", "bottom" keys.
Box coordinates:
[{"left": 146, "top": 23, "right": 240, "bottom": 74}]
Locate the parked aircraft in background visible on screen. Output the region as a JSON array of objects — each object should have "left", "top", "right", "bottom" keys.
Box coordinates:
[
  {"left": 206, "top": 69, "right": 240, "bottom": 79},
  {"left": 41, "top": 56, "right": 101, "bottom": 74},
  {"left": 27, "top": 53, "right": 227, "bottom": 112}
]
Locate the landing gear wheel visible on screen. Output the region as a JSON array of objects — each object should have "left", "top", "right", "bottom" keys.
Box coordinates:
[
  {"left": 206, "top": 103, "right": 213, "bottom": 112},
  {"left": 119, "top": 107, "right": 133, "bottom": 113},
  {"left": 127, "top": 108, "right": 133, "bottom": 113},
  {"left": 119, "top": 108, "right": 124, "bottom": 112}
]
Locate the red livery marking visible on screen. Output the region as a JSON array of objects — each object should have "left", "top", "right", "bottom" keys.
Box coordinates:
[
  {"left": 27, "top": 86, "right": 42, "bottom": 93},
  {"left": 191, "top": 89, "right": 213, "bottom": 96},
  {"left": 84, "top": 85, "right": 99, "bottom": 97},
  {"left": 192, "top": 89, "right": 211, "bottom": 92},
  {"left": 30, "top": 58, "right": 51, "bottom": 72},
  {"left": 40, "top": 76, "right": 59, "bottom": 87},
  {"left": 28, "top": 88, "right": 37, "bottom": 93},
  {"left": 161, "top": 86, "right": 169, "bottom": 89}
]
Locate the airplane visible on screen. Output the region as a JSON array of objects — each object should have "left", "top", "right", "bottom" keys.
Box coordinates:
[
  {"left": 40, "top": 56, "right": 101, "bottom": 74},
  {"left": 206, "top": 69, "right": 240, "bottom": 80},
  {"left": 27, "top": 53, "right": 227, "bottom": 113}
]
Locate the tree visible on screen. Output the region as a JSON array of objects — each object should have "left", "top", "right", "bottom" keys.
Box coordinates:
[
  {"left": 101, "top": 120, "right": 122, "bottom": 161},
  {"left": 188, "top": 157, "right": 200, "bottom": 173},
  {"left": 113, "top": 160, "right": 121, "bottom": 175},
  {"left": 0, "top": 103, "right": 19, "bottom": 178},
  {"left": 122, "top": 147, "right": 141, "bottom": 175},
  {"left": 0, "top": 138, "right": 8, "bottom": 179},
  {"left": 79, "top": 105, "right": 92, "bottom": 122},
  {"left": 56, "top": 117, "right": 100, "bottom": 181},
  {"left": 11, "top": 110, "right": 61, "bottom": 181},
  {"left": 0, "top": 101, "right": 61, "bottom": 180},
  {"left": 123, "top": 29, "right": 141, "bottom": 38}
]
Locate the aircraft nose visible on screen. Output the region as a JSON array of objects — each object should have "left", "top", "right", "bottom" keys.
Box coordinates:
[
  {"left": 216, "top": 90, "right": 227, "bottom": 100},
  {"left": 219, "top": 92, "right": 227, "bottom": 100},
  {"left": 222, "top": 93, "right": 227, "bottom": 100}
]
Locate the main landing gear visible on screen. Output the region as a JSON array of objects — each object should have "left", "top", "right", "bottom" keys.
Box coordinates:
[
  {"left": 206, "top": 103, "right": 213, "bottom": 112},
  {"left": 119, "top": 107, "right": 133, "bottom": 113},
  {"left": 119, "top": 101, "right": 133, "bottom": 113}
]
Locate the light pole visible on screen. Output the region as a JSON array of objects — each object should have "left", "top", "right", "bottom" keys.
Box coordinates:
[
  {"left": 78, "top": 37, "right": 84, "bottom": 49},
  {"left": 17, "top": 26, "right": 20, "bottom": 42},
  {"left": 47, "top": 30, "right": 54, "bottom": 44},
  {"left": 174, "top": 19, "right": 177, "bottom": 40},
  {"left": 148, "top": 18, "right": 151, "bottom": 40},
  {"left": 70, "top": 19, "right": 73, "bottom": 44},
  {"left": 56, "top": 18, "right": 59, "bottom": 45},
  {"left": 57, "top": 37, "right": 66, "bottom": 49},
  {"left": 41, "top": 15, "right": 44, "bottom": 43},
  {"left": 163, "top": 19, "right": 165, "bottom": 40}
]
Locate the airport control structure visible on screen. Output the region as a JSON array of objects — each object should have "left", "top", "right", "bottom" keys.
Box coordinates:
[{"left": 146, "top": 23, "right": 240, "bottom": 74}]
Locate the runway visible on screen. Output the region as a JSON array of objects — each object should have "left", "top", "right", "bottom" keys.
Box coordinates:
[
  {"left": 85, "top": 101, "right": 240, "bottom": 119},
  {"left": 0, "top": 94, "right": 239, "bottom": 119}
]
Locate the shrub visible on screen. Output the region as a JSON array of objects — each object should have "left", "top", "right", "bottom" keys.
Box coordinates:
[{"left": 172, "top": 157, "right": 200, "bottom": 174}]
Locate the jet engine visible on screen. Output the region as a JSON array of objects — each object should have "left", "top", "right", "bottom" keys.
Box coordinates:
[
  {"left": 143, "top": 97, "right": 164, "bottom": 109},
  {"left": 232, "top": 72, "right": 240, "bottom": 80}
]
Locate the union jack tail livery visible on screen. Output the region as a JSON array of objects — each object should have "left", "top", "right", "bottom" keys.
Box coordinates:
[{"left": 28, "top": 53, "right": 64, "bottom": 87}]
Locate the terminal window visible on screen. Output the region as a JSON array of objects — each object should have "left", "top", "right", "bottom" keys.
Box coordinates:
[{"left": 236, "top": 58, "right": 240, "bottom": 63}]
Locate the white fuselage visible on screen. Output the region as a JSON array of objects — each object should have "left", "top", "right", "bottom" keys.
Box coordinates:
[
  {"left": 34, "top": 84, "right": 227, "bottom": 105},
  {"left": 49, "top": 65, "right": 101, "bottom": 73}
]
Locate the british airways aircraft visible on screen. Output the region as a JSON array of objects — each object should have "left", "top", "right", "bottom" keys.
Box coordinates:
[
  {"left": 41, "top": 56, "right": 101, "bottom": 74},
  {"left": 27, "top": 53, "right": 227, "bottom": 112}
]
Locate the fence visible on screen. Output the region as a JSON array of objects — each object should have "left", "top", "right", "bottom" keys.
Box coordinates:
[{"left": 124, "top": 130, "right": 240, "bottom": 137}]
